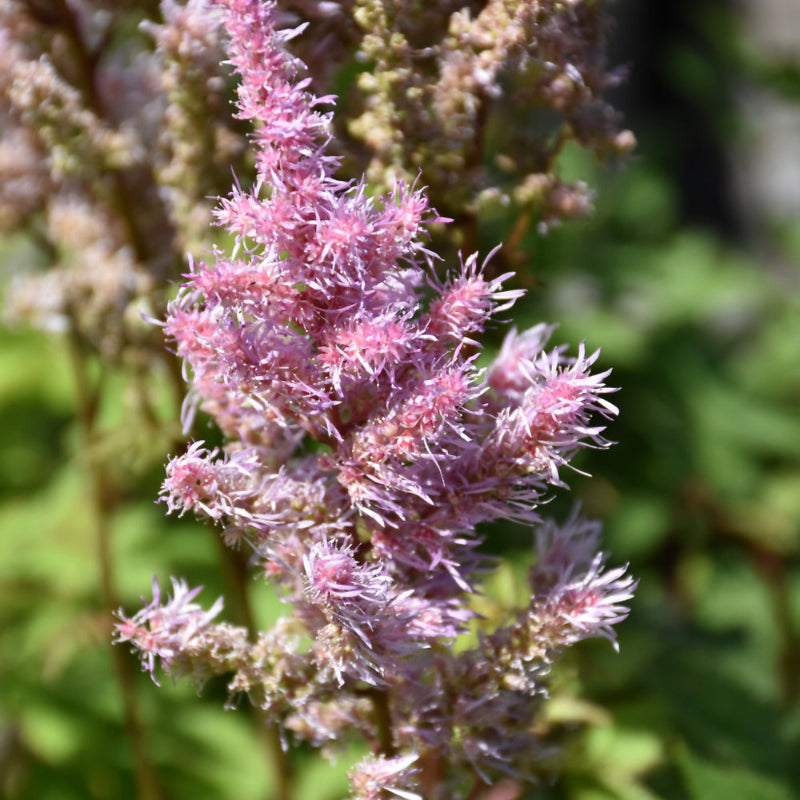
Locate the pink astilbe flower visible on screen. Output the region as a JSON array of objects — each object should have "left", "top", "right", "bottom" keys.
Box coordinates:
[
  {"left": 488, "top": 342, "right": 619, "bottom": 485},
  {"left": 425, "top": 249, "right": 525, "bottom": 344},
  {"left": 348, "top": 753, "right": 422, "bottom": 800},
  {"left": 160, "top": 441, "right": 260, "bottom": 520},
  {"left": 530, "top": 509, "right": 638, "bottom": 651},
  {"left": 114, "top": 576, "right": 223, "bottom": 684},
  {"left": 301, "top": 539, "right": 425, "bottom": 684},
  {"left": 116, "top": 2, "right": 634, "bottom": 795}
]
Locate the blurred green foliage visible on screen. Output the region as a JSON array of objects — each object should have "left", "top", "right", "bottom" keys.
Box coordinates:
[{"left": 2, "top": 0, "right": 800, "bottom": 798}]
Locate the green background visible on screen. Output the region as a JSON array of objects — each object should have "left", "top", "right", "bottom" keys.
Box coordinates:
[{"left": 1, "top": 0, "right": 799, "bottom": 798}]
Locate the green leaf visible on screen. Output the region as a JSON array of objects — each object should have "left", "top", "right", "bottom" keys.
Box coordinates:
[{"left": 676, "top": 745, "right": 793, "bottom": 800}]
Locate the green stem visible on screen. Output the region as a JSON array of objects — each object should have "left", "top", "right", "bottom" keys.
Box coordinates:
[
  {"left": 66, "top": 332, "right": 163, "bottom": 800},
  {"left": 417, "top": 748, "right": 446, "bottom": 800},
  {"left": 372, "top": 688, "right": 396, "bottom": 756},
  {"left": 214, "top": 540, "right": 295, "bottom": 800},
  {"left": 356, "top": 687, "right": 395, "bottom": 757},
  {"left": 751, "top": 546, "right": 800, "bottom": 704}
]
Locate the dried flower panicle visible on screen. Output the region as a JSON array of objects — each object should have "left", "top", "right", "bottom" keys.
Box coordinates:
[
  {"left": 116, "top": 2, "right": 635, "bottom": 797},
  {"left": 1, "top": 0, "right": 246, "bottom": 359},
  {"left": 142, "top": 0, "right": 246, "bottom": 253},
  {"left": 349, "top": 0, "right": 635, "bottom": 233}
]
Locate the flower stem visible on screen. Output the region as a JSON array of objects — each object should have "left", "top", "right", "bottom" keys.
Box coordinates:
[
  {"left": 360, "top": 687, "right": 395, "bottom": 756},
  {"left": 66, "top": 331, "right": 163, "bottom": 800},
  {"left": 214, "top": 539, "right": 295, "bottom": 800}
]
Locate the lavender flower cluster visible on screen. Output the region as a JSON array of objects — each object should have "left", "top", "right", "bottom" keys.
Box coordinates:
[{"left": 115, "top": 1, "right": 635, "bottom": 796}]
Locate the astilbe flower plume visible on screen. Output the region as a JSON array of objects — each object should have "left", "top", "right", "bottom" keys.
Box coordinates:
[{"left": 116, "top": 1, "right": 635, "bottom": 797}]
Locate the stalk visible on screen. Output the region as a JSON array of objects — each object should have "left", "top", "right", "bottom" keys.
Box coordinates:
[
  {"left": 66, "top": 331, "right": 163, "bottom": 800},
  {"left": 214, "top": 540, "right": 295, "bottom": 800}
]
